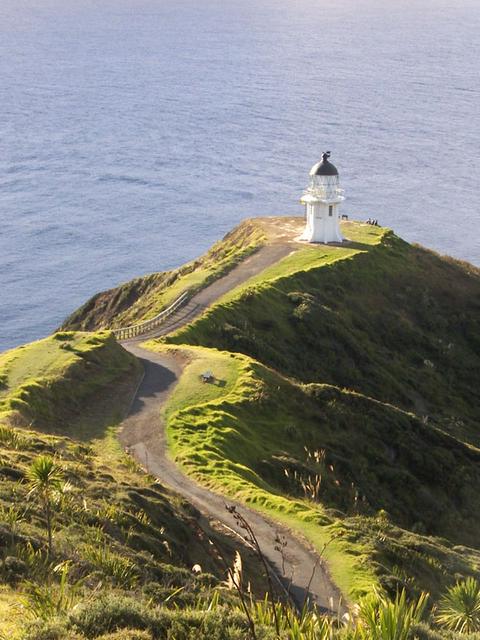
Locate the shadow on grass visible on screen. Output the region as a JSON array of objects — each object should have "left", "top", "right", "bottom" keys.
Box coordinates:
[
  {"left": 36, "top": 370, "right": 142, "bottom": 443},
  {"left": 337, "top": 240, "right": 375, "bottom": 251}
]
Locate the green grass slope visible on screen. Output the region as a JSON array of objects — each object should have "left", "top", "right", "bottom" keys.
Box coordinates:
[
  {"left": 61, "top": 219, "right": 266, "bottom": 332},
  {"left": 166, "top": 226, "right": 480, "bottom": 448},
  {"left": 0, "top": 332, "right": 140, "bottom": 436},
  {"left": 149, "top": 344, "right": 480, "bottom": 601}
]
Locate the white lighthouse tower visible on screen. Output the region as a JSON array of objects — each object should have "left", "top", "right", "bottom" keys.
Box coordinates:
[{"left": 300, "top": 152, "right": 344, "bottom": 243}]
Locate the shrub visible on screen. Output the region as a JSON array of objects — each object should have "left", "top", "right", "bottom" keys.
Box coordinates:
[
  {"left": 69, "top": 594, "right": 151, "bottom": 638},
  {"left": 97, "top": 632, "right": 152, "bottom": 640},
  {"left": 69, "top": 596, "right": 273, "bottom": 640},
  {"left": 150, "top": 608, "right": 254, "bottom": 640},
  {"left": 21, "top": 619, "right": 83, "bottom": 640},
  {"left": 14, "top": 542, "right": 49, "bottom": 579},
  {"left": 83, "top": 545, "right": 138, "bottom": 588},
  {"left": 0, "top": 424, "right": 27, "bottom": 449},
  {"left": 22, "top": 561, "right": 83, "bottom": 621},
  {"left": 1, "top": 554, "right": 28, "bottom": 583},
  {"left": 411, "top": 622, "right": 462, "bottom": 640},
  {"left": 53, "top": 332, "right": 75, "bottom": 342},
  {"left": 357, "top": 588, "right": 428, "bottom": 640}
]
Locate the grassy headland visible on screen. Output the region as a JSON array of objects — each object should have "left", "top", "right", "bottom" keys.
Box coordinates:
[
  {"left": 5, "top": 217, "right": 480, "bottom": 639},
  {"left": 58, "top": 218, "right": 480, "bottom": 605}
]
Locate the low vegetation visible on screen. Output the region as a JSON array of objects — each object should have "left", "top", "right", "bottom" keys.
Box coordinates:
[{"left": 0, "top": 422, "right": 264, "bottom": 638}]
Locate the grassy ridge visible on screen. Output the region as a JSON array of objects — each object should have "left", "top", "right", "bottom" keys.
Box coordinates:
[
  {"left": 148, "top": 343, "right": 480, "bottom": 601},
  {"left": 61, "top": 219, "right": 266, "bottom": 332},
  {"left": 166, "top": 228, "right": 480, "bottom": 448},
  {"left": 216, "top": 221, "right": 387, "bottom": 305},
  {"left": 0, "top": 332, "right": 141, "bottom": 436}
]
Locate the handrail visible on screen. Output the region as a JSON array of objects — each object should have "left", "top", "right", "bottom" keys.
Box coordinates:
[{"left": 112, "top": 290, "right": 191, "bottom": 341}]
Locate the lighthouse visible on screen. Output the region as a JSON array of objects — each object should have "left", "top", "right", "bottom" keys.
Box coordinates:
[{"left": 300, "top": 152, "right": 344, "bottom": 243}]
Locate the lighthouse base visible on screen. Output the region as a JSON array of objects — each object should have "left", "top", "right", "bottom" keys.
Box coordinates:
[{"left": 300, "top": 219, "right": 344, "bottom": 244}]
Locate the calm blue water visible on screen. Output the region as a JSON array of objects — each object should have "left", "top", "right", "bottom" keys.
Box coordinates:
[{"left": 1, "top": 0, "right": 479, "bottom": 352}]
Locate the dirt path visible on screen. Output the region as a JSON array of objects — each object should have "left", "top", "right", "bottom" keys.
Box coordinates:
[
  {"left": 120, "top": 344, "right": 343, "bottom": 613},
  {"left": 123, "top": 241, "right": 297, "bottom": 343}
]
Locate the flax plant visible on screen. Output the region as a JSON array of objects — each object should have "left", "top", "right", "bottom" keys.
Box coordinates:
[
  {"left": 436, "top": 577, "right": 480, "bottom": 634},
  {"left": 27, "top": 455, "right": 63, "bottom": 556},
  {"left": 357, "top": 588, "right": 428, "bottom": 640}
]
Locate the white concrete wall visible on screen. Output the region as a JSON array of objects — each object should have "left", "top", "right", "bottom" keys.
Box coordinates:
[{"left": 303, "top": 201, "right": 343, "bottom": 243}]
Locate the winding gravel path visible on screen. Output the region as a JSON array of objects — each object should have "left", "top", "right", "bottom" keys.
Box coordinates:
[
  {"left": 119, "top": 345, "right": 342, "bottom": 612},
  {"left": 119, "top": 239, "right": 343, "bottom": 611}
]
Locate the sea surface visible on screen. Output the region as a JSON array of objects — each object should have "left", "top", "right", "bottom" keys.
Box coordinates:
[{"left": 1, "top": 0, "right": 479, "bottom": 352}]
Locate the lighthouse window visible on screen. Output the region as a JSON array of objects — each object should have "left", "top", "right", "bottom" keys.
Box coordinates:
[{"left": 328, "top": 205, "right": 333, "bottom": 216}]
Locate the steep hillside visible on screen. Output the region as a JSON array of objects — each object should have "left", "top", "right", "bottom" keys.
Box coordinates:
[
  {"left": 166, "top": 226, "right": 480, "bottom": 447},
  {"left": 148, "top": 343, "right": 480, "bottom": 601},
  {"left": 61, "top": 219, "right": 266, "bottom": 332},
  {"left": 0, "top": 332, "right": 140, "bottom": 434}
]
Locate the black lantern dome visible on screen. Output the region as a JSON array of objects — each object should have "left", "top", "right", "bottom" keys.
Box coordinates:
[{"left": 309, "top": 151, "right": 338, "bottom": 177}]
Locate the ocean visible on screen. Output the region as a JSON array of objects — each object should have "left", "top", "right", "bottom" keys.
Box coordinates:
[{"left": 1, "top": 0, "right": 479, "bottom": 352}]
